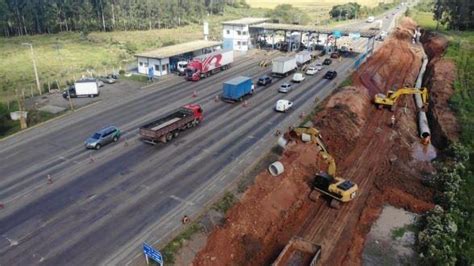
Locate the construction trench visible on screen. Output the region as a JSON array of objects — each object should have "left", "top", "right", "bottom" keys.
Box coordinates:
[{"left": 187, "top": 17, "right": 460, "bottom": 266}]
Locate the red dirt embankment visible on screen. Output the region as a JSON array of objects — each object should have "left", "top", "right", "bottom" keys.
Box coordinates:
[
  {"left": 421, "top": 31, "right": 460, "bottom": 147},
  {"left": 193, "top": 17, "right": 451, "bottom": 266}
]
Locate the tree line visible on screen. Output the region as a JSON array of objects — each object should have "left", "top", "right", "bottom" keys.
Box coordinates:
[
  {"left": 432, "top": 0, "right": 473, "bottom": 30},
  {"left": 0, "top": 0, "right": 249, "bottom": 37}
]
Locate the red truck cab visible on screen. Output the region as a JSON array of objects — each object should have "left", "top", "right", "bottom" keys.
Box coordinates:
[
  {"left": 184, "top": 104, "right": 203, "bottom": 121},
  {"left": 185, "top": 62, "right": 201, "bottom": 81}
]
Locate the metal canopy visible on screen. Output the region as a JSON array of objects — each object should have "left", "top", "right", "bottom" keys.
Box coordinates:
[
  {"left": 135, "top": 40, "right": 222, "bottom": 59},
  {"left": 250, "top": 23, "right": 377, "bottom": 38}
]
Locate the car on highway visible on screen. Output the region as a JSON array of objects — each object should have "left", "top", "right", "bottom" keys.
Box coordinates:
[
  {"left": 278, "top": 83, "right": 293, "bottom": 93},
  {"left": 99, "top": 75, "right": 116, "bottom": 84},
  {"left": 305, "top": 66, "right": 319, "bottom": 75},
  {"left": 275, "top": 99, "right": 293, "bottom": 112},
  {"left": 292, "top": 72, "right": 305, "bottom": 83},
  {"left": 323, "top": 58, "right": 332, "bottom": 65},
  {"left": 323, "top": 70, "right": 338, "bottom": 80},
  {"left": 85, "top": 126, "right": 121, "bottom": 150},
  {"left": 257, "top": 75, "right": 272, "bottom": 86}
]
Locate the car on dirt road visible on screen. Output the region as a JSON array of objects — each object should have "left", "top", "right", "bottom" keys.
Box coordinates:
[
  {"left": 323, "top": 58, "right": 332, "bottom": 65},
  {"left": 275, "top": 99, "right": 293, "bottom": 112},
  {"left": 257, "top": 75, "right": 272, "bottom": 86},
  {"left": 323, "top": 70, "right": 338, "bottom": 80},
  {"left": 278, "top": 83, "right": 293, "bottom": 93},
  {"left": 85, "top": 126, "right": 121, "bottom": 150}
]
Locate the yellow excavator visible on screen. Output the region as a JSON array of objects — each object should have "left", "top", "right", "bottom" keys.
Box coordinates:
[
  {"left": 374, "top": 87, "right": 428, "bottom": 111},
  {"left": 291, "top": 127, "right": 358, "bottom": 208}
]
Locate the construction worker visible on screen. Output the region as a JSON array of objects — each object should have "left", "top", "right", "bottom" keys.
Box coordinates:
[{"left": 390, "top": 115, "right": 396, "bottom": 128}]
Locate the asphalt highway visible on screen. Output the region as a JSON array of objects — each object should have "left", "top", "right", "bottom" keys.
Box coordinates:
[{"left": 0, "top": 8, "right": 403, "bottom": 265}]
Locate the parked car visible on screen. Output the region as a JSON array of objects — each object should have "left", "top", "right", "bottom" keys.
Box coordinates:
[
  {"left": 292, "top": 72, "right": 305, "bottom": 83},
  {"left": 100, "top": 76, "right": 116, "bottom": 84},
  {"left": 84, "top": 126, "right": 121, "bottom": 150},
  {"left": 305, "top": 66, "right": 319, "bottom": 75},
  {"left": 323, "top": 58, "right": 332, "bottom": 65},
  {"left": 330, "top": 52, "right": 340, "bottom": 59},
  {"left": 278, "top": 83, "right": 293, "bottom": 93},
  {"left": 258, "top": 75, "right": 273, "bottom": 86},
  {"left": 275, "top": 99, "right": 293, "bottom": 112},
  {"left": 323, "top": 70, "right": 338, "bottom": 80}
]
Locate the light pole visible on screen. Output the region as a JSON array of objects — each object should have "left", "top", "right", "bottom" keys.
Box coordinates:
[{"left": 22, "top": 43, "right": 42, "bottom": 95}]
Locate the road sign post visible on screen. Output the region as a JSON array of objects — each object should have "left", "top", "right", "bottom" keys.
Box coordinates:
[{"left": 143, "top": 243, "right": 163, "bottom": 266}]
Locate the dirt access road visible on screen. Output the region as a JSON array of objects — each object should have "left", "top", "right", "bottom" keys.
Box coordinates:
[{"left": 193, "top": 17, "right": 441, "bottom": 265}]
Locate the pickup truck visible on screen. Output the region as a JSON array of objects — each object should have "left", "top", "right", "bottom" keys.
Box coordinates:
[{"left": 139, "top": 104, "right": 203, "bottom": 144}]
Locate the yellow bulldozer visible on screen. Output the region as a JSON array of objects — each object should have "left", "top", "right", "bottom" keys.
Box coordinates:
[
  {"left": 374, "top": 87, "right": 428, "bottom": 111},
  {"left": 291, "top": 127, "right": 358, "bottom": 208}
]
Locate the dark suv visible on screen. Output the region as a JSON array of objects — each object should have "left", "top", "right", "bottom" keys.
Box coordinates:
[
  {"left": 323, "top": 58, "right": 332, "bottom": 65},
  {"left": 257, "top": 75, "right": 273, "bottom": 86},
  {"left": 323, "top": 71, "right": 338, "bottom": 80}
]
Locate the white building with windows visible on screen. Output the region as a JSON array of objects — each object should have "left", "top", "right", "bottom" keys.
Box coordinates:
[{"left": 222, "top": 18, "right": 269, "bottom": 51}]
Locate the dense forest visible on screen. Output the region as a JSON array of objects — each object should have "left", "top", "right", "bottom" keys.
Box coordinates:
[
  {"left": 430, "top": 0, "right": 473, "bottom": 30},
  {"left": 0, "top": 0, "right": 249, "bottom": 36}
]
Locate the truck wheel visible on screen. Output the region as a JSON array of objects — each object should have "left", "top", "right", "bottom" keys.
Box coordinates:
[
  {"left": 173, "top": 131, "right": 179, "bottom": 138},
  {"left": 95, "top": 144, "right": 101, "bottom": 150},
  {"left": 166, "top": 133, "right": 173, "bottom": 142},
  {"left": 187, "top": 122, "right": 193, "bottom": 129}
]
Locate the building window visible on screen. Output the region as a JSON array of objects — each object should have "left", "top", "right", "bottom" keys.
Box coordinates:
[
  {"left": 139, "top": 62, "right": 143, "bottom": 66},
  {"left": 226, "top": 30, "right": 230, "bottom": 34},
  {"left": 242, "top": 41, "right": 247, "bottom": 46},
  {"left": 237, "top": 41, "right": 241, "bottom": 46},
  {"left": 155, "top": 64, "right": 159, "bottom": 71},
  {"left": 242, "top": 31, "right": 247, "bottom": 35},
  {"left": 237, "top": 30, "right": 241, "bottom": 35},
  {"left": 144, "top": 62, "right": 148, "bottom": 67}
]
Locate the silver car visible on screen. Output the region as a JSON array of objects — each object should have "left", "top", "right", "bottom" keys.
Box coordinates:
[
  {"left": 85, "top": 126, "right": 121, "bottom": 150},
  {"left": 278, "top": 83, "right": 292, "bottom": 93}
]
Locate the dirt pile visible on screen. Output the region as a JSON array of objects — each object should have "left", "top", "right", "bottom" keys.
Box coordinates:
[
  {"left": 422, "top": 32, "right": 460, "bottom": 147},
  {"left": 314, "top": 86, "right": 370, "bottom": 159},
  {"left": 193, "top": 144, "right": 320, "bottom": 266}
]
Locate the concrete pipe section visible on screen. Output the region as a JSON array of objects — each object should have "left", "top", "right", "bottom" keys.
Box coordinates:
[
  {"left": 277, "top": 136, "right": 288, "bottom": 148},
  {"left": 418, "top": 111, "right": 431, "bottom": 138},
  {"left": 301, "top": 133, "right": 312, "bottom": 142},
  {"left": 268, "top": 161, "right": 285, "bottom": 176}
]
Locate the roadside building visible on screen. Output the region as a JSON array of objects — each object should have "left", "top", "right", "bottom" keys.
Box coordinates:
[
  {"left": 135, "top": 40, "right": 222, "bottom": 77},
  {"left": 222, "top": 17, "right": 270, "bottom": 51}
]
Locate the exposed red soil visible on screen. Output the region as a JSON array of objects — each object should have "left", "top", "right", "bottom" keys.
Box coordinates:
[
  {"left": 192, "top": 17, "right": 459, "bottom": 266},
  {"left": 422, "top": 32, "right": 460, "bottom": 146}
]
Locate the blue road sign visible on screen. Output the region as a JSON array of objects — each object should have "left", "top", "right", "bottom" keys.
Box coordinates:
[
  {"left": 143, "top": 243, "right": 163, "bottom": 265},
  {"left": 333, "top": 30, "right": 342, "bottom": 38}
]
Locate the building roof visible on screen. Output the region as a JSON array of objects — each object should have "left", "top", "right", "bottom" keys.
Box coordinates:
[
  {"left": 250, "top": 23, "right": 378, "bottom": 38},
  {"left": 222, "top": 17, "right": 270, "bottom": 26},
  {"left": 135, "top": 40, "right": 222, "bottom": 59}
]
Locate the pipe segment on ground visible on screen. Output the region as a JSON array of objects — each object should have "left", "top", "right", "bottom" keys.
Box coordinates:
[
  {"left": 415, "top": 49, "right": 431, "bottom": 138},
  {"left": 268, "top": 161, "right": 285, "bottom": 176}
]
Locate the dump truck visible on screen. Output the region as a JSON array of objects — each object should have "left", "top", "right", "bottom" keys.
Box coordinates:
[
  {"left": 139, "top": 104, "right": 203, "bottom": 144},
  {"left": 272, "top": 56, "right": 297, "bottom": 77},
  {"left": 272, "top": 237, "right": 321, "bottom": 266},
  {"left": 185, "top": 50, "right": 234, "bottom": 81},
  {"left": 221, "top": 76, "right": 254, "bottom": 102},
  {"left": 296, "top": 51, "right": 312, "bottom": 66}
]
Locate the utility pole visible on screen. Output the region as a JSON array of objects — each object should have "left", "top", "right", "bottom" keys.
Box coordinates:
[{"left": 22, "top": 43, "right": 42, "bottom": 95}]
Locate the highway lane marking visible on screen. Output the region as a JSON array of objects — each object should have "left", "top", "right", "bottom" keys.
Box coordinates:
[
  {"left": 2, "top": 235, "right": 19, "bottom": 246},
  {"left": 169, "top": 195, "right": 195, "bottom": 206}
]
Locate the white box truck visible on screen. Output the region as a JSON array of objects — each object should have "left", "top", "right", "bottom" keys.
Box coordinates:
[
  {"left": 296, "top": 51, "right": 312, "bottom": 66},
  {"left": 272, "top": 57, "right": 297, "bottom": 77},
  {"left": 63, "top": 79, "right": 100, "bottom": 98}
]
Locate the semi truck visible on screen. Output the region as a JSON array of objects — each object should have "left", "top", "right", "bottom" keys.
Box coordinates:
[
  {"left": 296, "top": 51, "right": 312, "bottom": 66},
  {"left": 221, "top": 76, "right": 254, "bottom": 102},
  {"left": 139, "top": 104, "right": 203, "bottom": 144},
  {"left": 272, "top": 237, "right": 321, "bottom": 266},
  {"left": 185, "top": 50, "right": 234, "bottom": 81},
  {"left": 272, "top": 57, "right": 297, "bottom": 77},
  {"left": 62, "top": 79, "right": 100, "bottom": 98}
]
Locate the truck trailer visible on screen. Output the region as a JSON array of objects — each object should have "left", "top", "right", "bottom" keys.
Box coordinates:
[
  {"left": 272, "top": 57, "right": 297, "bottom": 77},
  {"left": 185, "top": 50, "right": 233, "bottom": 81},
  {"left": 221, "top": 76, "right": 254, "bottom": 102},
  {"left": 272, "top": 237, "right": 321, "bottom": 266},
  {"left": 296, "top": 51, "right": 312, "bottom": 66},
  {"left": 139, "top": 104, "right": 203, "bottom": 144}
]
